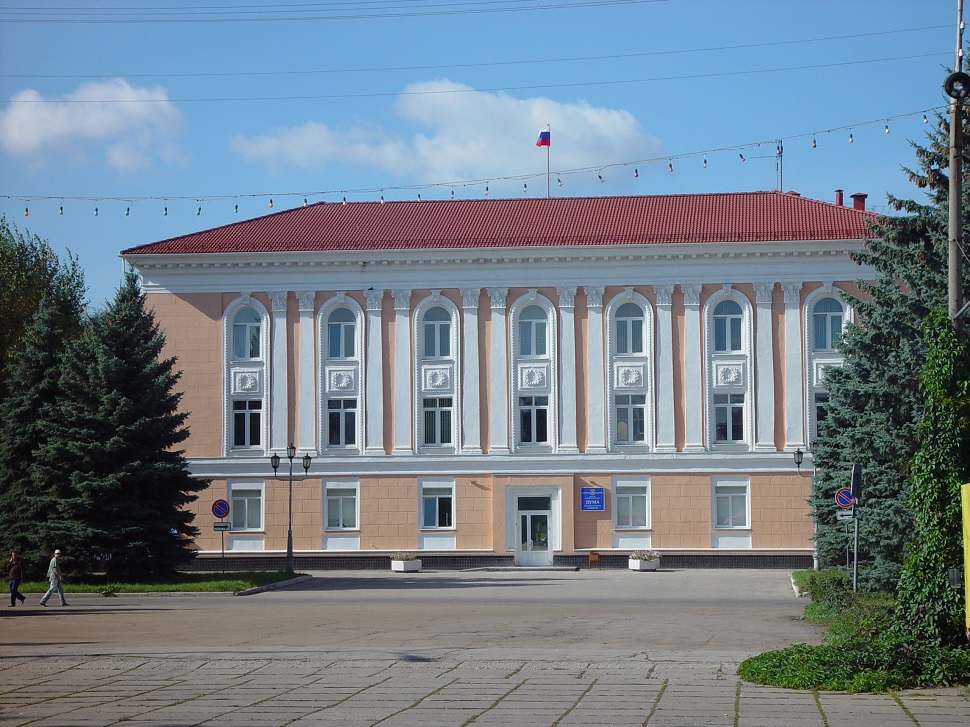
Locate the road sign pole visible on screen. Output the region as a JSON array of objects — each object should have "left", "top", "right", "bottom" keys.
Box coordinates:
[{"left": 853, "top": 513, "right": 859, "bottom": 592}]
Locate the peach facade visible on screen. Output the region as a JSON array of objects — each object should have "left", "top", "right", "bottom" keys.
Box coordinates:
[{"left": 124, "top": 193, "right": 875, "bottom": 565}]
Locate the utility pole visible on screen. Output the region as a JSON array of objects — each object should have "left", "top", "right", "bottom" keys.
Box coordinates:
[{"left": 946, "top": 0, "right": 967, "bottom": 329}]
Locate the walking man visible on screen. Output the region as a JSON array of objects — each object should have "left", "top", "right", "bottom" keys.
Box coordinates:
[
  {"left": 8, "top": 551, "right": 26, "bottom": 606},
  {"left": 39, "top": 549, "right": 68, "bottom": 607}
]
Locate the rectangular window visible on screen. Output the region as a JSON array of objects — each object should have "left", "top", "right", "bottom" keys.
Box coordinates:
[
  {"left": 519, "top": 396, "right": 548, "bottom": 444},
  {"left": 230, "top": 486, "right": 262, "bottom": 530},
  {"left": 615, "top": 484, "right": 649, "bottom": 528},
  {"left": 422, "top": 397, "right": 453, "bottom": 446},
  {"left": 424, "top": 322, "right": 451, "bottom": 358},
  {"left": 328, "top": 323, "right": 355, "bottom": 358},
  {"left": 233, "top": 324, "right": 260, "bottom": 360},
  {"left": 422, "top": 484, "right": 454, "bottom": 528},
  {"left": 615, "top": 394, "right": 646, "bottom": 444},
  {"left": 232, "top": 400, "right": 262, "bottom": 447},
  {"left": 714, "top": 317, "right": 742, "bottom": 353},
  {"left": 325, "top": 484, "right": 357, "bottom": 529},
  {"left": 714, "top": 481, "right": 749, "bottom": 528},
  {"left": 714, "top": 393, "right": 745, "bottom": 442},
  {"left": 327, "top": 399, "right": 357, "bottom": 446},
  {"left": 616, "top": 319, "right": 644, "bottom": 354},
  {"left": 520, "top": 321, "right": 547, "bottom": 356}
]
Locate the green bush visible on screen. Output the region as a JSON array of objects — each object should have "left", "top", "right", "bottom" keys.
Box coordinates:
[{"left": 739, "top": 570, "right": 970, "bottom": 692}]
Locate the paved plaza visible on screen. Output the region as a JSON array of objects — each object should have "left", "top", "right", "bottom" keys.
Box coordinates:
[{"left": 1, "top": 568, "right": 968, "bottom": 726}]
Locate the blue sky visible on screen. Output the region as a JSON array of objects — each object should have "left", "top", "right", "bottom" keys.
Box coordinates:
[{"left": 0, "top": 1, "right": 960, "bottom": 308}]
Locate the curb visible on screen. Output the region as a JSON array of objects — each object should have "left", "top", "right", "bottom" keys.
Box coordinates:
[{"left": 234, "top": 574, "right": 313, "bottom": 596}]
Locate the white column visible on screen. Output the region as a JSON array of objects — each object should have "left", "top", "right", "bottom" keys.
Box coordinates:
[
  {"left": 487, "top": 288, "right": 509, "bottom": 454},
  {"left": 682, "top": 284, "right": 705, "bottom": 452},
  {"left": 557, "top": 287, "right": 579, "bottom": 453},
  {"left": 460, "top": 288, "right": 482, "bottom": 454},
  {"left": 268, "top": 291, "right": 289, "bottom": 452},
  {"left": 392, "top": 289, "right": 412, "bottom": 454},
  {"left": 296, "top": 291, "right": 316, "bottom": 454},
  {"left": 782, "top": 283, "right": 805, "bottom": 449},
  {"left": 584, "top": 286, "right": 606, "bottom": 454},
  {"left": 753, "top": 283, "right": 776, "bottom": 452},
  {"left": 364, "top": 288, "right": 385, "bottom": 455},
  {"left": 653, "top": 284, "right": 676, "bottom": 452}
]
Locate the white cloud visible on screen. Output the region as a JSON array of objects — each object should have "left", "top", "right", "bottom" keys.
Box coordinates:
[
  {"left": 0, "top": 78, "right": 183, "bottom": 172},
  {"left": 230, "top": 79, "right": 661, "bottom": 183}
]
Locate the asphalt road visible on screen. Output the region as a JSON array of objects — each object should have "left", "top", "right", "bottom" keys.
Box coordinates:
[{"left": 7, "top": 568, "right": 820, "bottom": 662}]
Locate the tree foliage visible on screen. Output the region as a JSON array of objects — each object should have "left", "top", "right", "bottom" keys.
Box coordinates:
[
  {"left": 809, "top": 112, "right": 970, "bottom": 590},
  {"left": 893, "top": 311, "right": 969, "bottom": 645},
  {"left": 39, "top": 271, "right": 207, "bottom": 578},
  {"left": 0, "top": 216, "right": 84, "bottom": 394}
]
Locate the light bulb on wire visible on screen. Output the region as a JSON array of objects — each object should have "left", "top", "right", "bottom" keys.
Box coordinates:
[{"left": 848, "top": 132, "right": 854, "bottom": 143}]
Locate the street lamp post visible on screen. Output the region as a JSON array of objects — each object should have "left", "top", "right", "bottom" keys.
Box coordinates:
[{"left": 270, "top": 443, "right": 312, "bottom": 573}]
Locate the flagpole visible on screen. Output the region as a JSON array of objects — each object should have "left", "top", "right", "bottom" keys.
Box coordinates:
[{"left": 547, "top": 124, "right": 551, "bottom": 198}]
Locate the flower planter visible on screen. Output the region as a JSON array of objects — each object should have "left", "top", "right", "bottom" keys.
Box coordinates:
[
  {"left": 391, "top": 559, "right": 422, "bottom": 572},
  {"left": 628, "top": 558, "right": 659, "bottom": 571}
]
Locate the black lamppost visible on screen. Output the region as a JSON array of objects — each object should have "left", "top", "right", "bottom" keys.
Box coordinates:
[{"left": 270, "top": 443, "right": 312, "bottom": 573}]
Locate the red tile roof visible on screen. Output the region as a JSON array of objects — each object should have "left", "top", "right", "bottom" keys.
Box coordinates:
[{"left": 121, "top": 191, "right": 879, "bottom": 256}]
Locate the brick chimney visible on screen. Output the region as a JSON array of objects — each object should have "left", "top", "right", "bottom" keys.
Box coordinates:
[
  {"left": 835, "top": 189, "right": 844, "bottom": 206},
  {"left": 850, "top": 192, "right": 867, "bottom": 211}
]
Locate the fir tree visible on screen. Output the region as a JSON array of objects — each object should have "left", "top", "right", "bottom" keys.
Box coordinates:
[
  {"left": 810, "top": 112, "right": 970, "bottom": 590},
  {"left": 0, "top": 266, "right": 86, "bottom": 573},
  {"left": 42, "top": 270, "right": 206, "bottom": 579}
]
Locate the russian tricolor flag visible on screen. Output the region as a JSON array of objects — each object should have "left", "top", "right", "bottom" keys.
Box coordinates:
[{"left": 536, "top": 125, "right": 551, "bottom": 147}]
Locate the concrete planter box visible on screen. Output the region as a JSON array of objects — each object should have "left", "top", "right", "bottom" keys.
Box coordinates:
[
  {"left": 391, "top": 559, "right": 422, "bottom": 572},
  {"left": 628, "top": 558, "right": 660, "bottom": 571}
]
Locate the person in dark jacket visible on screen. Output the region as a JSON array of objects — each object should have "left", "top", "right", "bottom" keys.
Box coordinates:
[{"left": 8, "top": 551, "right": 26, "bottom": 606}]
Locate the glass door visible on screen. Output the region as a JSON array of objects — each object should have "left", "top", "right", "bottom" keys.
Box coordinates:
[{"left": 516, "top": 496, "right": 553, "bottom": 566}]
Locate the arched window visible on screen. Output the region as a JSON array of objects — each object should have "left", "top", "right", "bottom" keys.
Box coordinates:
[
  {"left": 225, "top": 299, "right": 269, "bottom": 455},
  {"left": 328, "top": 307, "right": 356, "bottom": 359},
  {"left": 423, "top": 306, "right": 451, "bottom": 358},
  {"left": 615, "top": 302, "right": 644, "bottom": 355},
  {"left": 232, "top": 309, "right": 261, "bottom": 360},
  {"left": 519, "top": 305, "right": 548, "bottom": 357},
  {"left": 319, "top": 297, "right": 364, "bottom": 454},
  {"left": 414, "top": 296, "right": 459, "bottom": 453},
  {"left": 713, "top": 300, "right": 743, "bottom": 353},
  {"left": 812, "top": 297, "right": 844, "bottom": 351}
]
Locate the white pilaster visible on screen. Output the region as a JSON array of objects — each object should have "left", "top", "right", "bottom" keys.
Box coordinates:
[
  {"left": 753, "top": 283, "right": 776, "bottom": 452},
  {"left": 557, "top": 287, "right": 579, "bottom": 453},
  {"left": 268, "top": 291, "right": 289, "bottom": 452},
  {"left": 460, "top": 288, "right": 483, "bottom": 454},
  {"left": 653, "top": 284, "right": 677, "bottom": 452},
  {"left": 392, "top": 289, "right": 412, "bottom": 454},
  {"left": 296, "top": 291, "right": 317, "bottom": 454},
  {"left": 782, "top": 283, "right": 805, "bottom": 449},
  {"left": 584, "top": 286, "right": 606, "bottom": 454},
  {"left": 487, "top": 288, "right": 509, "bottom": 454},
  {"left": 682, "top": 284, "right": 705, "bottom": 452},
  {"left": 364, "top": 289, "right": 385, "bottom": 455}
]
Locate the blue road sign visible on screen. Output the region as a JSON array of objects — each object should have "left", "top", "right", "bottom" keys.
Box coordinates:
[
  {"left": 835, "top": 488, "right": 854, "bottom": 508},
  {"left": 212, "top": 499, "right": 230, "bottom": 519}
]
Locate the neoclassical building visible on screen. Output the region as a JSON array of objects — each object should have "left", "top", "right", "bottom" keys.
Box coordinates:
[{"left": 121, "top": 190, "right": 875, "bottom": 566}]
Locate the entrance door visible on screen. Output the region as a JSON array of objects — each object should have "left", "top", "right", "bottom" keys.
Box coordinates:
[{"left": 516, "top": 496, "right": 553, "bottom": 566}]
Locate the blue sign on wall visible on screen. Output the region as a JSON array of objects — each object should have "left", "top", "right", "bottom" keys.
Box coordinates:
[{"left": 580, "top": 487, "right": 605, "bottom": 511}]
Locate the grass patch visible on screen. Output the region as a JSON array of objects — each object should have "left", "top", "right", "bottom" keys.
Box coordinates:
[
  {"left": 738, "top": 569, "right": 970, "bottom": 692},
  {"left": 790, "top": 568, "right": 813, "bottom": 594},
  {"left": 19, "top": 571, "right": 302, "bottom": 595}
]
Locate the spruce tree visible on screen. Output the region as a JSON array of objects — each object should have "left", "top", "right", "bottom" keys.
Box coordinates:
[
  {"left": 42, "top": 270, "right": 206, "bottom": 579},
  {"left": 0, "top": 266, "right": 86, "bottom": 573},
  {"left": 809, "top": 112, "right": 970, "bottom": 590}
]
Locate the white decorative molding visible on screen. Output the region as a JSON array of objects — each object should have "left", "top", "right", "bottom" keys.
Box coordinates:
[
  {"left": 363, "top": 290, "right": 384, "bottom": 455},
  {"left": 653, "top": 284, "right": 674, "bottom": 307},
  {"left": 782, "top": 282, "right": 802, "bottom": 305},
  {"left": 714, "top": 362, "right": 745, "bottom": 387},
  {"left": 753, "top": 282, "right": 774, "bottom": 304},
  {"left": 556, "top": 286, "right": 576, "bottom": 308},
  {"left": 616, "top": 364, "right": 644, "bottom": 388},
  {"left": 423, "top": 366, "right": 452, "bottom": 391},
  {"left": 519, "top": 365, "right": 548, "bottom": 390},
  {"left": 297, "top": 290, "right": 316, "bottom": 312},
  {"left": 268, "top": 291, "right": 288, "bottom": 312},
  {"left": 328, "top": 368, "right": 357, "bottom": 393},
  {"left": 232, "top": 369, "right": 262, "bottom": 395},
  {"left": 584, "top": 286, "right": 604, "bottom": 308},
  {"left": 364, "top": 288, "right": 384, "bottom": 311},
  {"left": 460, "top": 288, "right": 480, "bottom": 309},
  {"left": 392, "top": 289, "right": 412, "bottom": 310},
  {"left": 487, "top": 287, "right": 507, "bottom": 309},
  {"left": 683, "top": 284, "right": 702, "bottom": 307}
]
